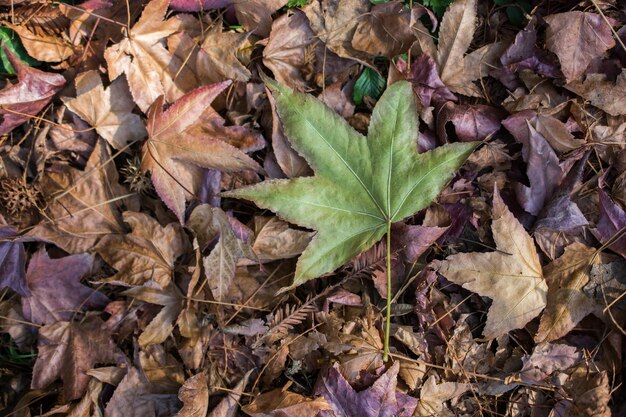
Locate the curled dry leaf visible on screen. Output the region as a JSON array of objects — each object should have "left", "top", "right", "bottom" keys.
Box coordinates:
[
  {"left": 592, "top": 189, "right": 626, "bottom": 259},
  {"left": 0, "top": 47, "right": 66, "bottom": 135},
  {"left": 64, "top": 71, "right": 147, "bottom": 150},
  {"left": 6, "top": 23, "right": 73, "bottom": 63},
  {"left": 141, "top": 82, "right": 261, "bottom": 222},
  {"left": 97, "top": 211, "right": 186, "bottom": 287},
  {"left": 243, "top": 388, "right": 332, "bottom": 417},
  {"left": 414, "top": 376, "right": 468, "bottom": 417},
  {"left": 241, "top": 216, "right": 313, "bottom": 265},
  {"left": 565, "top": 70, "right": 626, "bottom": 117},
  {"left": 351, "top": 2, "right": 415, "bottom": 58},
  {"left": 435, "top": 188, "right": 547, "bottom": 339}
]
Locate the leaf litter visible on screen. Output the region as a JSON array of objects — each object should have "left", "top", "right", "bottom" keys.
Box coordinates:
[{"left": 0, "top": 0, "right": 625, "bottom": 416}]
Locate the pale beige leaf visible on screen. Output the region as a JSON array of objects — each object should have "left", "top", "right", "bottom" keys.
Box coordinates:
[
  {"left": 436, "top": 189, "right": 547, "bottom": 339},
  {"left": 64, "top": 71, "right": 147, "bottom": 150},
  {"left": 196, "top": 24, "right": 251, "bottom": 84},
  {"left": 565, "top": 70, "right": 626, "bottom": 117},
  {"left": 437, "top": 0, "right": 476, "bottom": 85},
  {"left": 240, "top": 216, "right": 313, "bottom": 265},
  {"left": 7, "top": 24, "right": 73, "bottom": 62},
  {"left": 414, "top": 376, "right": 468, "bottom": 417}
]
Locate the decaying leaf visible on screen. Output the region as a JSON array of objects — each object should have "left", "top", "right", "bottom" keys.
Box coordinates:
[
  {"left": 64, "top": 71, "right": 146, "bottom": 150},
  {"left": 565, "top": 70, "right": 626, "bottom": 117},
  {"left": 0, "top": 223, "right": 28, "bottom": 296},
  {"left": 243, "top": 388, "right": 332, "bottom": 417},
  {"left": 414, "top": 376, "right": 468, "bottom": 417},
  {"left": 141, "top": 82, "right": 261, "bottom": 222},
  {"left": 436, "top": 189, "right": 547, "bottom": 339},
  {"left": 225, "top": 80, "right": 475, "bottom": 288}
]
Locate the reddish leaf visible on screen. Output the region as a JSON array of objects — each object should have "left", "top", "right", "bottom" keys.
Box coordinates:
[{"left": 592, "top": 190, "right": 626, "bottom": 259}]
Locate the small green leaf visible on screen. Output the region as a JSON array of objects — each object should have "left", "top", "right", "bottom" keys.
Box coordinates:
[
  {"left": 0, "top": 27, "right": 38, "bottom": 74},
  {"left": 224, "top": 80, "right": 476, "bottom": 289},
  {"left": 353, "top": 67, "right": 386, "bottom": 106},
  {"left": 286, "top": 0, "right": 310, "bottom": 6}
]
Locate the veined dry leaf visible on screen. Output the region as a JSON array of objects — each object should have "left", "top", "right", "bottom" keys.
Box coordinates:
[
  {"left": 175, "top": 371, "right": 208, "bottom": 417},
  {"left": 28, "top": 140, "right": 129, "bottom": 253},
  {"left": 97, "top": 212, "right": 186, "bottom": 287},
  {"left": 0, "top": 47, "right": 66, "bottom": 135},
  {"left": 64, "top": 71, "right": 147, "bottom": 150},
  {"left": 240, "top": 216, "right": 313, "bottom": 264},
  {"left": 242, "top": 388, "right": 332, "bottom": 417},
  {"left": 433, "top": 0, "right": 502, "bottom": 97},
  {"left": 592, "top": 190, "right": 626, "bottom": 259},
  {"left": 123, "top": 284, "right": 183, "bottom": 347},
  {"left": 565, "top": 70, "right": 626, "bottom": 117},
  {"left": 435, "top": 189, "right": 547, "bottom": 339},
  {"left": 195, "top": 23, "right": 251, "bottom": 85},
  {"left": 233, "top": 0, "right": 288, "bottom": 37},
  {"left": 0, "top": 223, "right": 28, "bottom": 296},
  {"left": 414, "top": 376, "right": 468, "bottom": 417},
  {"left": 536, "top": 243, "right": 599, "bottom": 343},
  {"left": 351, "top": 2, "right": 415, "bottom": 58},
  {"left": 31, "top": 316, "right": 121, "bottom": 400},
  {"left": 6, "top": 23, "right": 73, "bottom": 62},
  {"left": 22, "top": 249, "right": 108, "bottom": 325},
  {"left": 207, "top": 370, "right": 251, "bottom": 417},
  {"left": 544, "top": 12, "right": 615, "bottom": 83},
  {"left": 103, "top": 0, "right": 197, "bottom": 112},
  {"left": 518, "top": 343, "right": 581, "bottom": 384},
  {"left": 225, "top": 80, "right": 475, "bottom": 288},
  {"left": 141, "top": 81, "right": 261, "bottom": 222}
]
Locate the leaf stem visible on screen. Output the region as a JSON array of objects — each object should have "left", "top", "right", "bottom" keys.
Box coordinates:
[{"left": 383, "top": 220, "right": 392, "bottom": 362}]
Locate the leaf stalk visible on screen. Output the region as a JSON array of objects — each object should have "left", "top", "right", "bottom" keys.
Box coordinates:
[{"left": 383, "top": 220, "right": 392, "bottom": 362}]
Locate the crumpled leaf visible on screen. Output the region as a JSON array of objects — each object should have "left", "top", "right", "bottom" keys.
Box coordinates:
[
  {"left": 242, "top": 388, "right": 332, "bottom": 417},
  {"left": 122, "top": 284, "right": 184, "bottom": 347},
  {"left": 554, "top": 367, "right": 611, "bottom": 417},
  {"left": 97, "top": 211, "right": 186, "bottom": 287},
  {"left": 28, "top": 140, "right": 130, "bottom": 253},
  {"left": 225, "top": 80, "right": 475, "bottom": 288},
  {"left": 396, "top": 54, "right": 456, "bottom": 108},
  {"left": 31, "top": 316, "right": 121, "bottom": 400},
  {"left": 544, "top": 12, "right": 615, "bottom": 83},
  {"left": 22, "top": 249, "right": 108, "bottom": 325},
  {"left": 414, "top": 375, "right": 468, "bottom": 417},
  {"left": 518, "top": 343, "right": 581, "bottom": 384},
  {"left": 64, "top": 70, "right": 147, "bottom": 150},
  {"left": 591, "top": 189, "right": 626, "bottom": 259},
  {"left": 5, "top": 23, "right": 73, "bottom": 63},
  {"left": 303, "top": 0, "right": 374, "bottom": 67},
  {"left": 104, "top": 0, "right": 197, "bottom": 112},
  {"left": 175, "top": 371, "right": 209, "bottom": 417},
  {"left": 435, "top": 189, "right": 548, "bottom": 339},
  {"left": 241, "top": 216, "right": 313, "bottom": 264},
  {"left": 207, "top": 370, "right": 251, "bottom": 417},
  {"left": 141, "top": 81, "right": 261, "bottom": 222},
  {"left": 315, "top": 361, "right": 417, "bottom": 417},
  {"left": 0, "top": 223, "right": 28, "bottom": 296},
  {"left": 194, "top": 23, "right": 251, "bottom": 85},
  {"left": 104, "top": 367, "right": 181, "bottom": 417},
  {"left": 188, "top": 205, "right": 254, "bottom": 301},
  {"left": 0, "top": 47, "right": 66, "bottom": 135},
  {"left": 536, "top": 243, "right": 600, "bottom": 343},
  {"left": 429, "top": 0, "right": 502, "bottom": 97},
  {"left": 436, "top": 102, "right": 502, "bottom": 143},
  {"left": 565, "top": 70, "right": 626, "bottom": 117},
  {"left": 351, "top": 2, "right": 415, "bottom": 58}
]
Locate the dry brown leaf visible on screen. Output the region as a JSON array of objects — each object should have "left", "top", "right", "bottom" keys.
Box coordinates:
[
  {"left": 240, "top": 216, "right": 313, "bottom": 265},
  {"left": 565, "top": 70, "right": 626, "bottom": 117},
  {"left": 544, "top": 12, "right": 615, "bottom": 83},
  {"left": 97, "top": 212, "right": 186, "bottom": 287},
  {"left": 435, "top": 189, "right": 547, "bottom": 339},
  {"left": 242, "top": 388, "right": 332, "bottom": 417},
  {"left": 196, "top": 24, "right": 252, "bottom": 84},
  {"left": 6, "top": 23, "right": 73, "bottom": 62},
  {"left": 64, "top": 71, "right": 146, "bottom": 150},
  {"left": 351, "top": 2, "right": 415, "bottom": 58},
  {"left": 103, "top": 0, "right": 197, "bottom": 112},
  {"left": 175, "top": 371, "right": 208, "bottom": 417}
]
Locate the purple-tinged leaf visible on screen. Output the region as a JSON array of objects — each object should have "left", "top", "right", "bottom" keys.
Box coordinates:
[
  {"left": 22, "top": 249, "right": 109, "bottom": 325},
  {"left": 315, "top": 362, "right": 417, "bottom": 417},
  {"left": 0, "top": 224, "right": 28, "bottom": 296},
  {"left": 592, "top": 190, "right": 626, "bottom": 259},
  {"left": 519, "top": 343, "right": 581, "bottom": 384},
  {"left": 392, "top": 223, "right": 448, "bottom": 264},
  {"left": 169, "top": 0, "right": 231, "bottom": 11},
  {"left": 436, "top": 102, "right": 502, "bottom": 142},
  {"left": 396, "top": 54, "right": 456, "bottom": 107}
]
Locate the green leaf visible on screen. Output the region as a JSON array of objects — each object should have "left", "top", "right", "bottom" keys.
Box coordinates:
[
  {"left": 353, "top": 67, "right": 386, "bottom": 106},
  {"left": 224, "top": 80, "right": 476, "bottom": 289},
  {"left": 286, "top": 0, "right": 310, "bottom": 6}
]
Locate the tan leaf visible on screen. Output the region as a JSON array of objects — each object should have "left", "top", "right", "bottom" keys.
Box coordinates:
[
  {"left": 103, "top": 0, "right": 197, "bottom": 112},
  {"left": 351, "top": 2, "right": 415, "bottom": 58},
  {"left": 545, "top": 12, "right": 615, "bottom": 83},
  {"left": 536, "top": 243, "right": 599, "bottom": 343},
  {"left": 242, "top": 388, "right": 332, "bottom": 417},
  {"left": 175, "top": 371, "right": 209, "bottom": 417},
  {"left": 28, "top": 140, "right": 129, "bottom": 253},
  {"left": 64, "top": 71, "right": 147, "bottom": 150},
  {"left": 97, "top": 212, "right": 186, "bottom": 287},
  {"left": 208, "top": 370, "right": 251, "bottom": 417},
  {"left": 565, "top": 70, "right": 626, "bottom": 117},
  {"left": 414, "top": 376, "right": 468, "bottom": 417},
  {"left": 435, "top": 189, "right": 547, "bottom": 339},
  {"left": 6, "top": 23, "right": 73, "bottom": 62},
  {"left": 240, "top": 216, "right": 313, "bottom": 265},
  {"left": 196, "top": 24, "right": 252, "bottom": 84}
]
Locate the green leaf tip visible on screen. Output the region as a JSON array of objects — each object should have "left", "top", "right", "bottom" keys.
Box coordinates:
[{"left": 224, "top": 80, "right": 477, "bottom": 290}]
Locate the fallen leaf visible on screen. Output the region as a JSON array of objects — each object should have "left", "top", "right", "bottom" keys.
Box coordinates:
[
  {"left": 592, "top": 190, "right": 626, "bottom": 259},
  {"left": 22, "top": 249, "right": 108, "bottom": 325},
  {"left": 104, "top": 0, "right": 197, "bottom": 112},
  {"left": 0, "top": 47, "right": 66, "bottom": 135},
  {"left": 97, "top": 211, "right": 186, "bottom": 287},
  {"left": 242, "top": 216, "right": 313, "bottom": 264},
  {"left": 175, "top": 371, "right": 209, "bottom": 417},
  {"left": 565, "top": 70, "right": 626, "bottom": 117},
  {"left": 27, "top": 140, "right": 130, "bottom": 253},
  {"left": 242, "top": 388, "right": 332, "bottom": 417},
  {"left": 544, "top": 12, "right": 615, "bottom": 83},
  {"left": 141, "top": 82, "right": 261, "bottom": 222},
  {"left": 225, "top": 80, "right": 475, "bottom": 288},
  {"left": 194, "top": 23, "right": 251, "bottom": 85},
  {"left": 414, "top": 375, "right": 468, "bottom": 417},
  {"left": 554, "top": 367, "right": 611, "bottom": 417},
  {"left": 6, "top": 23, "right": 73, "bottom": 62},
  {"left": 64, "top": 70, "right": 147, "bottom": 150},
  {"left": 169, "top": 0, "right": 230, "bottom": 11},
  {"left": 397, "top": 54, "right": 456, "bottom": 108},
  {"left": 207, "top": 370, "right": 251, "bottom": 417},
  {"left": 436, "top": 102, "right": 502, "bottom": 143},
  {"left": 0, "top": 223, "right": 28, "bottom": 296},
  {"left": 435, "top": 188, "right": 547, "bottom": 339},
  {"left": 31, "top": 316, "right": 121, "bottom": 400},
  {"left": 315, "top": 361, "right": 417, "bottom": 417},
  {"left": 518, "top": 343, "right": 581, "bottom": 384},
  {"left": 351, "top": 2, "right": 415, "bottom": 58}
]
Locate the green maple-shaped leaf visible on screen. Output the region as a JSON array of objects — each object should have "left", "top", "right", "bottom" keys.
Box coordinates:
[{"left": 225, "top": 80, "right": 476, "bottom": 289}]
